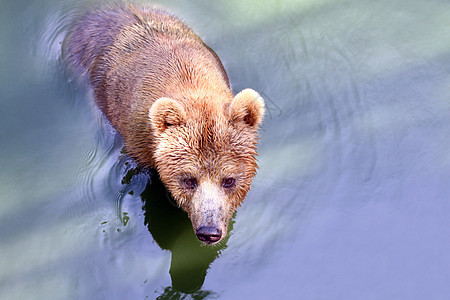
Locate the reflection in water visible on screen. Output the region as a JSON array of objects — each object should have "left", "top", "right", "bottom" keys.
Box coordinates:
[
  {"left": 121, "top": 168, "right": 231, "bottom": 295},
  {"left": 156, "top": 287, "right": 216, "bottom": 300}
]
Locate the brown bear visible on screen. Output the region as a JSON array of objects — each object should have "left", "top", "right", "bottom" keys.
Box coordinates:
[{"left": 63, "top": 4, "right": 265, "bottom": 244}]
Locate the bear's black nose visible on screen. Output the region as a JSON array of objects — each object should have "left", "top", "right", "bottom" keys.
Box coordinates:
[{"left": 196, "top": 226, "right": 222, "bottom": 244}]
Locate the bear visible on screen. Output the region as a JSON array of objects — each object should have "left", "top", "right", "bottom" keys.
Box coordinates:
[{"left": 63, "top": 4, "right": 265, "bottom": 244}]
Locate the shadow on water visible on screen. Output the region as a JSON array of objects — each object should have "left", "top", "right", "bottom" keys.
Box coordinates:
[{"left": 121, "top": 167, "right": 232, "bottom": 297}]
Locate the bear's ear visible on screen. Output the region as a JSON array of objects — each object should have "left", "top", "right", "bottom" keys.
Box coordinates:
[
  {"left": 149, "top": 97, "right": 186, "bottom": 133},
  {"left": 229, "top": 89, "right": 265, "bottom": 128}
]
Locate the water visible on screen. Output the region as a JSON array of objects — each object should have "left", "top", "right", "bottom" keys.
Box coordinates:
[{"left": 1, "top": 0, "right": 450, "bottom": 299}]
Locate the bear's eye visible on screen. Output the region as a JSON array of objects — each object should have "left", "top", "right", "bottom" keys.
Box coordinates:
[
  {"left": 222, "top": 177, "right": 236, "bottom": 188},
  {"left": 183, "top": 177, "right": 198, "bottom": 189}
]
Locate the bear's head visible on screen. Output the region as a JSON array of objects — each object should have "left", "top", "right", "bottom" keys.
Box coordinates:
[{"left": 149, "top": 89, "right": 265, "bottom": 244}]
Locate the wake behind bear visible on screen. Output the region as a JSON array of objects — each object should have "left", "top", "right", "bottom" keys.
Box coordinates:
[{"left": 63, "top": 4, "right": 265, "bottom": 244}]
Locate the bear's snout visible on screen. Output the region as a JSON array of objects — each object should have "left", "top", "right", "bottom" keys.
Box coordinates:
[{"left": 195, "top": 226, "right": 222, "bottom": 244}]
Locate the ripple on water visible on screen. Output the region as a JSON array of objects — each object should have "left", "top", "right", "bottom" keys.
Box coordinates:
[
  {"left": 36, "top": 1, "right": 157, "bottom": 243},
  {"left": 222, "top": 10, "right": 387, "bottom": 265}
]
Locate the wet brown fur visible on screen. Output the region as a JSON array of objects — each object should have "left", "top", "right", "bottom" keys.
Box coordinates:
[{"left": 63, "top": 4, "right": 264, "bottom": 243}]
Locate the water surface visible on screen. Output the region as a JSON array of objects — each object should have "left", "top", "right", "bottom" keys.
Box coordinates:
[{"left": 1, "top": 0, "right": 450, "bottom": 299}]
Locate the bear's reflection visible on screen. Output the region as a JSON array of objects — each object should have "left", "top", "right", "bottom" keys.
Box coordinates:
[{"left": 139, "top": 174, "right": 232, "bottom": 294}]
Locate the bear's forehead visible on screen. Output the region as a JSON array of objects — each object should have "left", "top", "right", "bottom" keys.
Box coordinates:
[
  {"left": 159, "top": 118, "right": 257, "bottom": 178},
  {"left": 184, "top": 120, "right": 254, "bottom": 160},
  {"left": 160, "top": 101, "right": 257, "bottom": 172},
  {"left": 184, "top": 99, "right": 229, "bottom": 118},
  {"left": 187, "top": 117, "right": 234, "bottom": 149}
]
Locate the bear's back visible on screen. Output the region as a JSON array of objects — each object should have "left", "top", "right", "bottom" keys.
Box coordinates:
[
  {"left": 63, "top": 5, "right": 208, "bottom": 76},
  {"left": 63, "top": 4, "right": 231, "bottom": 137}
]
